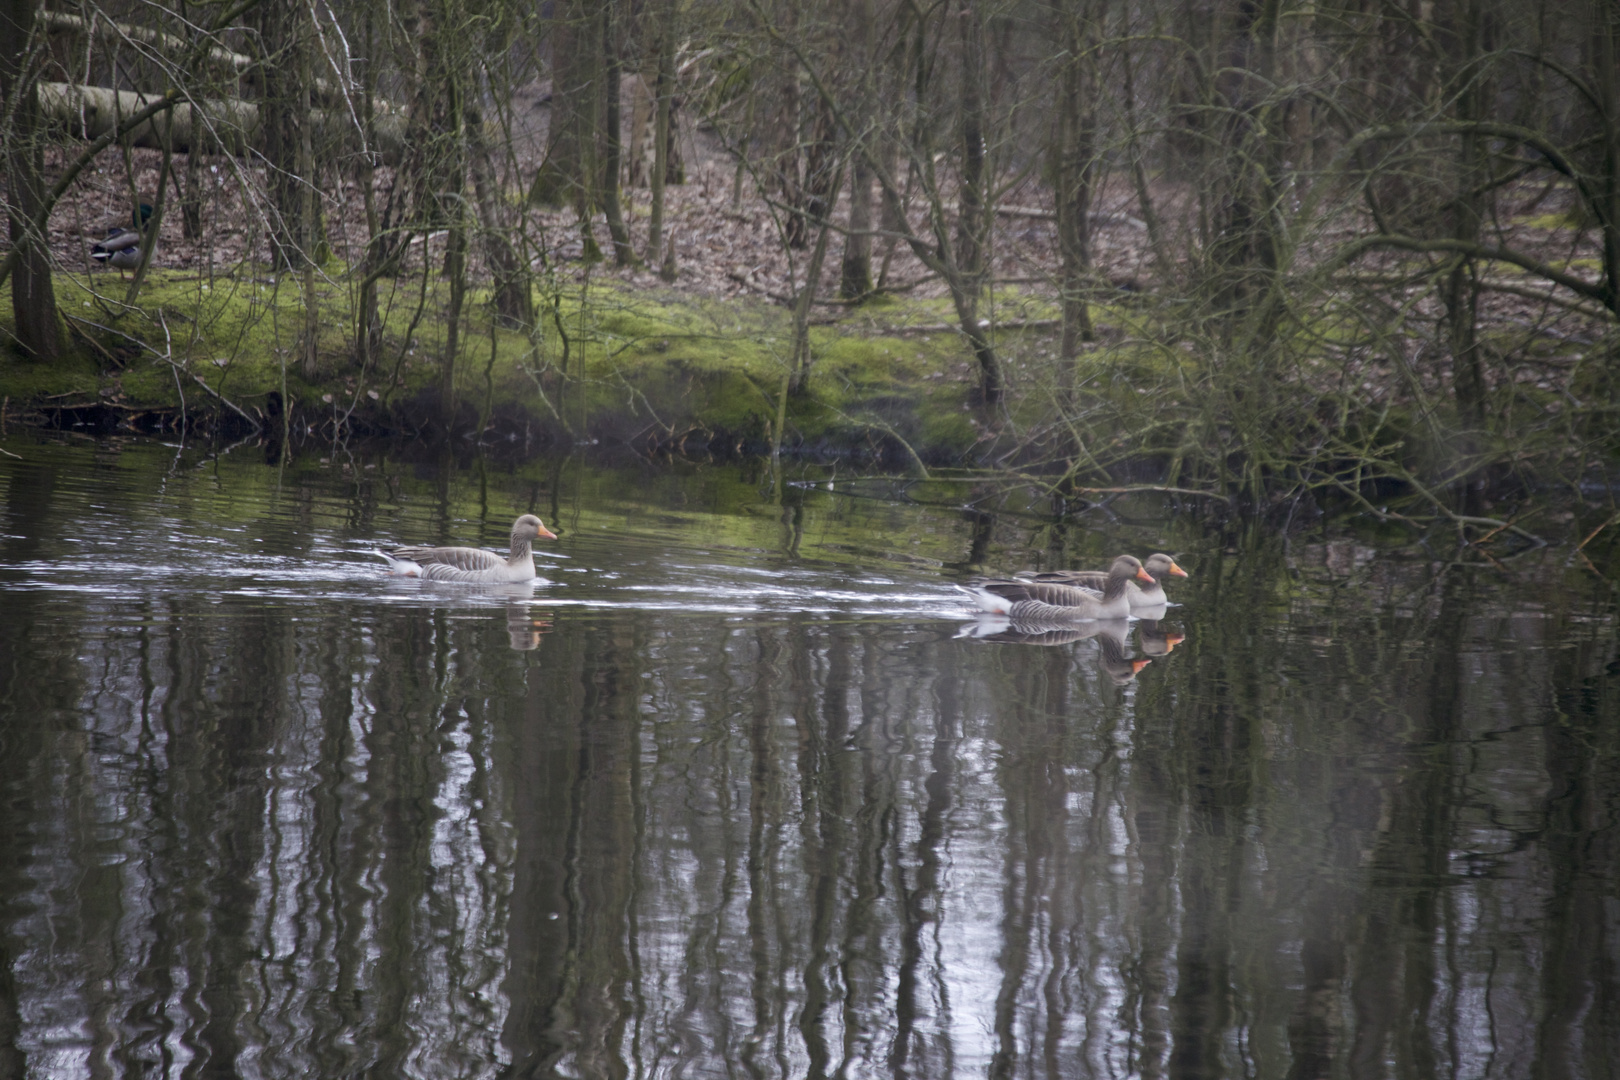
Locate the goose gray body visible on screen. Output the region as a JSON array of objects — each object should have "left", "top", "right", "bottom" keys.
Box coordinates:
[
  {"left": 1018, "top": 553, "right": 1188, "bottom": 608},
  {"left": 962, "top": 554, "right": 1153, "bottom": 621},
  {"left": 376, "top": 514, "right": 557, "bottom": 583}
]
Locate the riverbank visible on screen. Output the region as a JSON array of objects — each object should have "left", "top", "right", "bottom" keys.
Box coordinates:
[
  {"left": 1, "top": 269, "right": 1022, "bottom": 465},
  {"left": 5, "top": 263, "right": 1618, "bottom": 525}
]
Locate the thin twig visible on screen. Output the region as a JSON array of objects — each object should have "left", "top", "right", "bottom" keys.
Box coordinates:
[{"left": 1576, "top": 513, "right": 1619, "bottom": 552}]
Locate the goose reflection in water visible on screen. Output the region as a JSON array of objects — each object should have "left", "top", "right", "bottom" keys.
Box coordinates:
[
  {"left": 506, "top": 605, "right": 553, "bottom": 651},
  {"left": 1137, "top": 619, "right": 1187, "bottom": 657},
  {"left": 956, "top": 616, "right": 1153, "bottom": 684},
  {"left": 374, "top": 575, "right": 553, "bottom": 651},
  {"left": 1120, "top": 602, "right": 1189, "bottom": 658}
]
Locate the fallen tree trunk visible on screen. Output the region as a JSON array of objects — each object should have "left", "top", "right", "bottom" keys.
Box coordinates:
[
  {"left": 39, "top": 10, "right": 254, "bottom": 77},
  {"left": 39, "top": 10, "right": 379, "bottom": 115},
  {"left": 36, "top": 82, "right": 405, "bottom": 161}
]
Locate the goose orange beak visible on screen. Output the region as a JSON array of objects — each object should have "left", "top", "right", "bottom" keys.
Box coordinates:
[
  {"left": 1131, "top": 658, "right": 1153, "bottom": 674},
  {"left": 537, "top": 523, "right": 558, "bottom": 540},
  {"left": 1167, "top": 561, "right": 1188, "bottom": 578},
  {"left": 1135, "top": 566, "right": 1156, "bottom": 583}
]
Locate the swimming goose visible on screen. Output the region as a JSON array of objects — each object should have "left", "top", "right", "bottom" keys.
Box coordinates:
[
  {"left": 962, "top": 554, "right": 1153, "bottom": 621},
  {"left": 1019, "top": 552, "right": 1188, "bottom": 608},
  {"left": 374, "top": 514, "right": 557, "bottom": 582}
]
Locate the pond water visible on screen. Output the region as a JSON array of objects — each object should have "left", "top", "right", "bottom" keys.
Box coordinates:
[{"left": 1, "top": 432, "right": 1616, "bottom": 1080}]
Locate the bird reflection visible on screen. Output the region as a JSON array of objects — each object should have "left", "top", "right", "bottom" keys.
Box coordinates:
[
  {"left": 956, "top": 616, "right": 1152, "bottom": 683},
  {"left": 1138, "top": 620, "right": 1186, "bottom": 657},
  {"left": 506, "top": 605, "right": 553, "bottom": 651}
]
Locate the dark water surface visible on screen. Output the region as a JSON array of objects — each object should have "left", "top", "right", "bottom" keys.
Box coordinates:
[{"left": 1, "top": 433, "right": 1617, "bottom": 1080}]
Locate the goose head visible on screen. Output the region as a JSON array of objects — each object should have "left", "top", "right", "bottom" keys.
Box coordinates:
[
  {"left": 513, "top": 514, "right": 558, "bottom": 544},
  {"left": 1142, "top": 553, "right": 1188, "bottom": 581},
  {"left": 1110, "top": 555, "right": 1156, "bottom": 584}
]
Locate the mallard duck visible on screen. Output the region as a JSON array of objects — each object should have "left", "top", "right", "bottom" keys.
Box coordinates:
[
  {"left": 374, "top": 514, "right": 557, "bottom": 583},
  {"left": 962, "top": 554, "right": 1154, "bottom": 621},
  {"left": 90, "top": 205, "right": 155, "bottom": 278},
  {"left": 1018, "top": 552, "right": 1188, "bottom": 608}
]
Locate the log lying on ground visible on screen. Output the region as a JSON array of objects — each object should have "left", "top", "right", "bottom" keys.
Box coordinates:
[
  {"left": 36, "top": 82, "right": 405, "bottom": 161},
  {"left": 40, "top": 11, "right": 380, "bottom": 114},
  {"left": 40, "top": 11, "right": 254, "bottom": 77}
]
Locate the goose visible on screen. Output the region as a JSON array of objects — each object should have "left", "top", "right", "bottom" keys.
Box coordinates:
[
  {"left": 374, "top": 514, "right": 557, "bottom": 582},
  {"left": 1018, "top": 552, "right": 1188, "bottom": 608},
  {"left": 961, "top": 554, "right": 1153, "bottom": 621}
]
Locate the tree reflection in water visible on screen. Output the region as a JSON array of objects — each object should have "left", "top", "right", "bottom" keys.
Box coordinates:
[{"left": 0, "top": 439, "right": 1616, "bottom": 1079}]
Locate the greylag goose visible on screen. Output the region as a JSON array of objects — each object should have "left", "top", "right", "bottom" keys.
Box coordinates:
[
  {"left": 374, "top": 514, "right": 557, "bottom": 582},
  {"left": 962, "top": 554, "right": 1153, "bottom": 621},
  {"left": 1019, "top": 552, "right": 1188, "bottom": 608}
]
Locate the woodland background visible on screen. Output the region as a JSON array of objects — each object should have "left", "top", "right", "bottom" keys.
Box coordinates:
[{"left": 1, "top": 0, "right": 1617, "bottom": 520}]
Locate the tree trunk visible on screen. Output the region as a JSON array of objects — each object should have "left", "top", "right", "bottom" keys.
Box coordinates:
[
  {"left": 1, "top": 0, "right": 62, "bottom": 361},
  {"left": 600, "top": 1, "right": 635, "bottom": 266},
  {"left": 422, "top": 0, "right": 468, "bottom": 427},
  {"left": 181, "top": 125, "right": 203, "bottom": 240},
  {"left": 837, "top": 0, "right": 874, "bottom": 299},
  {"left": 442, "top": 223, "right": 467, "bottom": 425},
  {"left": 802, "top": 97, "right": 839, "bottom": 227},
  {"left": 471, "top": 115, "right": 534, "bottom": 328},
  {"left": 1440, "top": 0, "right": 1490, "bottom": 430},
  {"left": 1051, "top": 0, "right": 1099, "bottom": 364},
  {"left": 790, "top": 195, "right": 837, "bottom": 395},
  {"left": 1590, "top": 0, "right": 1619, "bottom": 324},
  {"left": 628, "top": 63, "right": 685, "bottom": 189},
  {"left": 955, "top": 0, "right": 1001, "bottom": 402},
  {"left": 645, "top": 0, "right": 676, "bottom": 264},
  {"left": 1206, "top": 0, "right": 1283, "bottom": 345},
  {"left": 839, "top": 155, "right": 874, "bottom": 300},
  {"left": 299, "top": 49, "right": 319, "bottom": 377},
  {"left": 956, "top": 1, "right": 988, "bottom": 291},
  {"left": 531, "top": 0, "right": 601, "bottom": 267},
  {"left": 259, "top": 2, "right": 315, "bottom": 272},
  {"left": 767, "top": 0, "right": 808, "bottom": 248},
  {"left": 356, "top": 0, "right": 383, "bottom": 369}
]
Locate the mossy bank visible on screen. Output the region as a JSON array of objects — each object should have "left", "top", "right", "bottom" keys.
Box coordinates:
[{"left": 0, "top": 269, "right": 996, "bottom": 466}]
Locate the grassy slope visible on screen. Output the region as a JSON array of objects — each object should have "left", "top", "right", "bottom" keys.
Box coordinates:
[{"left": 1, "top": 267, "right": 997, "bottom": 460}]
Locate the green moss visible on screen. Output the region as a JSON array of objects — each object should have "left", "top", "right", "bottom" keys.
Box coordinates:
[
  {"left": 1517, "top": 211, "right": 1582, "bottom": 230},
  {"left": 5, "top": 268, "right": 997, "bottom": 459}
]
